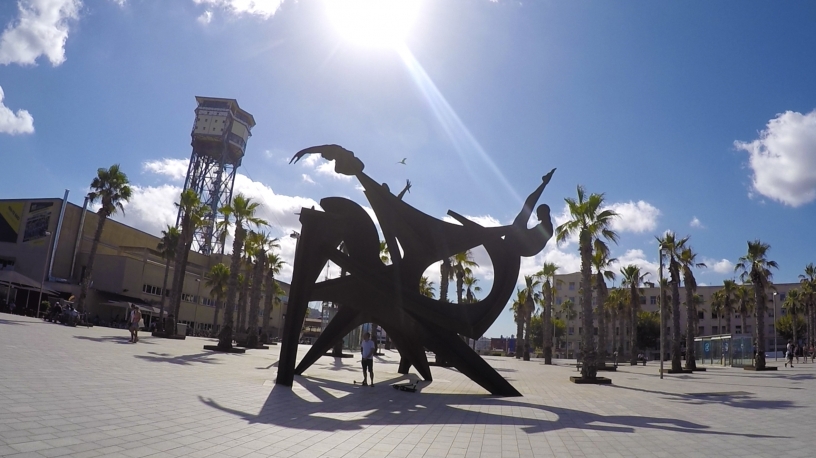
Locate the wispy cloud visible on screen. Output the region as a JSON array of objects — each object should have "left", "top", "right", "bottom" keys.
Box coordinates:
[
  {"left": 0, "top": 0, "right": 81, "bottom": 66},
  {"left": 690, "top": 217, "right": 704, "bottom": 228},
  {"left": 0, "top": 86, "right": 34, "bottom": 135},
  {"left": 192, "top": 0, "right": 284, "bottom": 20}
]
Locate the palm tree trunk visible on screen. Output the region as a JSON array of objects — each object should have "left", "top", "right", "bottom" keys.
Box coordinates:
[
  {"left": 246, "top": 253, "right": 265, "bottom": 348},
  {"left": 440, "top": 260, "right": 451, "bottom": 303},
  {"left": 596, "top": 273, "right": 607, "bottom": 362},
  {"left": 685, "top": 283, "right": 696, "bottom": 370},
  {"left": 158, "top": 258, "right": 171, "bottom": 332},
  {"left": 543, "top": 282, "right": 553, "bottom": 364},
  {"left": 629, "top": 291, "right": 638, "bottom": 366},
  {"left": 77, "top": 212, "right": 107, "bottom": 314},
  {"left": 218, "top": 224, "right": 245, "bottom": 349},
  {"left": 515, "top": 316, "right": 524, "bottom": 358},
  {"left": 238, "top": 275, "right": 250, "bottom": 333},
  {"left": 261, "top": 271, "right": 275, "bottom": 344},
  {"left": 670, "top": 262, "right": 682, "bottom": 372},
  {"left": 753, "top": 279, "right": 767, "bottom": 369},
  {"left": 579, "top": 230, "right": 597, "bottom": 379},
  {"left": 524, "top": 301, "right": 532, "bottom": 361},
  {"left": 211, "top": 299, "right": 221, "bottom": 334}
]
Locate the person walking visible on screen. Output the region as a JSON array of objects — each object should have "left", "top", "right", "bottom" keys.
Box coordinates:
[
  {"left": 360, "top": 332, "right": 375, "bottom": 387},
  {"left": 785, "top": 340, "right": 794, "bottom": 368},
  {"left": 128, "top": 304, "right": 142, "bottom": 343}
]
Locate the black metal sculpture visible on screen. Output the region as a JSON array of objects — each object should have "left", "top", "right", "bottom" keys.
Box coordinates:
[{"left": 276, "top": 145, "right": 555, "bottom": 396}]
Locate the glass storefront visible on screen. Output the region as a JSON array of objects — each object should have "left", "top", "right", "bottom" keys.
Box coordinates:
[{"left": 693, "top": 334, "right": 754, "bottom": 367}]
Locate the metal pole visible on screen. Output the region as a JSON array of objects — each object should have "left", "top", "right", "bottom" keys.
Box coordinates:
[
  {"left": 659, "top": 247, "right": 665, "bottom": 379},
  {"left": 49, "top": 189, "right": 69, "bottom": 281},
  {"left": 36, "top": 231, "right": 53, "bottom": 318},
  {"left": 773, "top": 292, "right": 778, "bottom": 361},
  {"left": 70, "top": 196, "right": 90, "bottom": 280}
]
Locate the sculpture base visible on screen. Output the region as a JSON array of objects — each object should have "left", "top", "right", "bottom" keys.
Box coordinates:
[
  {"left": 239, "top": 345, "right": 269, "bottom": 350},
  {"left": 203, "top": 345, "right": 246, "bottom": 354},
  {"left": 597, "top": 365, "right": 617, "bottom": 372},
  {"left": 660, "top": 368, "right": 693, "bottom": 374},
  {"left": 324, "top": 352, "right": 354, "bottom": 358},
  {"left": 743, "top": 366, "right": 778, "bottom": 371},
  {"left": 569, "top": 376, "right": 612, "bottom": 385},
  {"left": 688, "top": 367, "right": 706, "bottom": 372}
]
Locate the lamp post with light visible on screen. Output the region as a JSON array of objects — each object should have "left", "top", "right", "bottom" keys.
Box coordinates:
[
  {"left": 773, "top": 291, "right": 778, "bottom": 361},
  {"left": 36, "top": 231, "right": 54, "bottom": 319}
]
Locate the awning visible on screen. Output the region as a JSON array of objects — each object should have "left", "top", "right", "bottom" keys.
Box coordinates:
[
  {"left": 0, "top": 270, "right": 59, "bottom": 296},
  {"left": 101, "top": 301, "right": 166, "bottom": 317}
]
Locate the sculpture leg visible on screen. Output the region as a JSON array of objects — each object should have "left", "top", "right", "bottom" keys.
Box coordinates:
[
  {"left": 295, "top": 306, "right": 364, "bottom": 375},
  {"left": 423, "top": 327, "right": 521, "bottom": 396},
  {"left": 387, "top": 329, "right": 432, "bottom": 381}
]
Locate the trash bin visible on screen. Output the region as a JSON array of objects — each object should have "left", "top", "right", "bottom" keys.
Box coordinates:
[{"left": 176, "top": 323, "right": 187, "bottom": 336}]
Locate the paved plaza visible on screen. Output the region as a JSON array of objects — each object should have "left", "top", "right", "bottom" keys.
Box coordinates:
[{"left": 1, "top": 314, "right": 815, "bottom": 457}]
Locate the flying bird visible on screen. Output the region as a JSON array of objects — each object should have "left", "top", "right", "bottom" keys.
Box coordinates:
[{"left": 397, "top": 158, "right": 407, "bottom": 165}]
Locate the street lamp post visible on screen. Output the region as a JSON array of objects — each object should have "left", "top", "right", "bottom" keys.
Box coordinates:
[
  {"left": 773, "top": 292, "right": 778, "bottom": 361},
  {"left": 194, "top": 278, "right": 202, "bottom": 333},
  {"left": 659, "top": 247, "right": 665, "bottom": 379},
  {"left": 36, "top": 231, "right": 54, "bottom": 319}
]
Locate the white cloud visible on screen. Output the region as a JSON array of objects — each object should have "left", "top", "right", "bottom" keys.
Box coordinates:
[
  {"left": 441, "top": 214, "right": 501, "bottom": 228},
  {"left": 690, "top": 217, "right": 703, "bottom": 228},
  {"left": 113, "top": 184, "right": 182, "bottom": 236},
  {"left": 142, "top": 158, "right": 189, "bottom": 181},
  {"left": 703, "top": 258, "right": 734, "bottom": 275},
  {"left": 109, "top": 0, "right": 126, "bottom": 5},
  {"left": 197, "top": 11, "right": 213, "bottom": 24},
  {"left": 192, "top": 0, "right": 284, "bottom": 20},
  {"left": 0, "top": 0, "right": 81, "bottom": 66},
  {"left": 0, "top": 86, "right": 34, "bottom": 134},
  {"left": 301, "top": 174, "right": 315, "bottom": 184},
  {"left": 610, "top": 249, "right": 659, "bottom": 284},
  {"left": 607, "top": 201, "right": 660, "bottom": 233},
  {"left": 735, "top": 109, "right": 816, "bottom": 207}
]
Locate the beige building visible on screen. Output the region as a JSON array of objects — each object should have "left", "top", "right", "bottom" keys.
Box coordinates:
[
  {"left": 552, "top": 271, "right": 798, "bottom": 358},
  {"left": 0, "top": 197, "right": 289, "bottom": 335}
]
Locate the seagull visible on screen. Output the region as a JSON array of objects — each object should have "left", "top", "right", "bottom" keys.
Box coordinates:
[{"left": 397, "top": 158, "right": 407, "bottom": 165}]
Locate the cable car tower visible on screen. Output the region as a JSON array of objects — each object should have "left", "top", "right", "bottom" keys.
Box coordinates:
[{"left": 178, "top": 96, "right": 255, "bottom": 255}]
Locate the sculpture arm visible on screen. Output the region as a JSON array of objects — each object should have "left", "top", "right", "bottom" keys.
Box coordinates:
[{"left": 512, "top": 168, "right": 556, "bottom": 227}]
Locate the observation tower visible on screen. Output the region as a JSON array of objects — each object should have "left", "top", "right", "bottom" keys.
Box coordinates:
[{"left": 179, "top": 96, "right": 255, "bottom": 255}]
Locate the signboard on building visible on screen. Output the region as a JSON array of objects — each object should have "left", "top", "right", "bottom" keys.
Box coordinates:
[
  {"left": 22, "top": 201, "right": 53, "bottom": 243},
  {"left": 0, "top": 202, "right": 24, "bottom": 243}
]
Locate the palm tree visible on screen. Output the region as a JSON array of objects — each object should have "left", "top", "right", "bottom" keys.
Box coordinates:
[
  {"left": 734, "top": 240, "right": 778, "bottom": 370},
  {"left": 657, "top": 232, "right": 687, "bottom": 372},
  {"left": 77, "top": 164, "right": 132, "bottom": 314},
  {"left": 799, "top": 264, "right": 816, "bottom": 347},
  {"left": 453, "top": 251, "right": 478, "bottom": 304},
  {"left": 511, "top": 289, "right": 526, "bottom": 358},
  {"left": 521, "top": 275, "right": 541, "bottom": 361},
  {"left": 620, "top": 265, "right": 649, "bottom": 365},
  {"left": 592, "top": 251, "right": 616, "bottom": 361},
  {"left": 734, "top": 284, "right": 753, "bottom": 338},
  {"left": 206, "top": 263, "right": 230, "bottom": 333},
  {"left": 783, "top": 289, "right": 803, "bottom": 345},
  {"left": 261, "top": 252, "right": 285, "bottom": 344},
  {"left": 217, "top": 194, "right": 267, "bottom": 350},
  {"left": 560, "top": 299, "right": 577, "bottom": 357},
  {"left": 536, "top": 262, "right": 559, "bottom": 364},
  {"left": 156, "top": 225, "right": 179, "bottom": 331},
  {"left": 555, "top": 185, "right": 619, "bottom": 379},
  {"left": 247, "top": 233, "right": 279, "bottom": 348},
  {"left": 710, "top": 290, "right": 725, "bottom": 335},
  {"left": 169, "top": 189, "right": 209, "bottom": 323},
  {"left": 679, "top": 245, "right": 706, "bottom": 369},
  {"left": 722, "top": 279, "right": 737, "bottom": 336},
  {"left": 439, "top": 258, "right": 454, "bottom": 303},
  {"left": 462, "top": 273, "right": 481, "bottom": 303},
  {"left": 418, "top": 276, "right": 436, "bottom": 298}
]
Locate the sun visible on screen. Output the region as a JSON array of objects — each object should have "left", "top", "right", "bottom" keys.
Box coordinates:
[{"left": 326, "top": 0, "right": 422, "bottom": 48}]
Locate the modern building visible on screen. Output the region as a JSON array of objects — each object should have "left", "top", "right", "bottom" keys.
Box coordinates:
[
  {"left": 552, "top": 272, "right": 799, "bottom": 358},
  {"left": 0, "top": 196, "right": 289, "bottom": 335}
]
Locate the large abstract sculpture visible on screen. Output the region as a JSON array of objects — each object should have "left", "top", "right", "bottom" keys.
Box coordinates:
[{"left": 276, "top": 145, "right": 555, "bottom": 396}]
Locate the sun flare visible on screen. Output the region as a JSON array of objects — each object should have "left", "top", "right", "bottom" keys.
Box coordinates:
[{"left": 326, "top": 0, "right": 422, "bottom": 48}]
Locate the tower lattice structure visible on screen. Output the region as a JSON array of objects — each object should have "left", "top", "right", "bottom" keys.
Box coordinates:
[{"left": 179, "top": 96, "right": 256, "bottom": 255}]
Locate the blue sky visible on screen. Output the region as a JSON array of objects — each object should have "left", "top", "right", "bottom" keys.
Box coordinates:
[{"left": 1, "top": 0, "right": 815, "bottom": 338}]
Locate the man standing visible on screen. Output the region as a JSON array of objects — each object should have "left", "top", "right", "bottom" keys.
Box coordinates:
[
  {"left": 129, "top": 304, "right": 142, "bottom": 343},
  {"left": 360, "top": 332, "right": 375, "bottom": 387}
]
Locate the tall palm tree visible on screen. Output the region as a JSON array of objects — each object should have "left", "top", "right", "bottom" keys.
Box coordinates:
[
  {"left": 536, "top": 262, "right": 559, "bottom": 364},
  {"left": 592, "top": 251, "right": 616, "bottom": 361},
  {"left": 679, "top": 245, "right": 706, "bottom": 369},
  {"left": 156, "top": 225, "right": 180, "bottom": 331},
  {"left": 521, "top": 275, "right": 541, "bottom": 361},
  {"left": 170, "top": 189, "right": 209, "bottom": 322},
  {"left": 657, "top": 232, "right": 688, "bottom": 372},
  {"left": 735, "top": 240, "right": 778, "bottom": 369},
  {"left": 555, "top": 185, "right": 619, "bottom": 379},
  {"left": 439, "top": 258, "right": 454, "bottom": 303},
  {"left": 261, "top": 252, "right": 285, "bottom": 344},
  {"left": 463, "top": 273, "right": 481, "bottom": 303},
  {"left": 217, "top": 194, "right": 267, "bottom": 350},
  {"left": 799, "top": 264, "right": 816, "bottom": 347},
  {"left": 710, "top": 290, "right": 725, "bottom": 335},
  {"left": 658, "top": 278, "right": 670, "bottom": 361},
  {"left": 77, "top": 164, "right": 132, "bottom": 314},
  {"left": 418, "top": 276, "right": 436, "bottom": 298},
  {"left": 560, "top": 299, "right": 577, "bottom": 357},
  {"left": 453, "top": 251, "right": 478, "bottom": 304},
  {"left": 722, "top": 279, "right": 737, "bottom": 336},
  {"left": 206, "top": 263, "right": 230, "bottom": 333},
  {"left": 511, "top": 289, "right": 526, "bottom": 358},
  {"left": 246, "top": 233, "right": 279, "bottom": 348},
  {"left": 734, "top": 284, "right": 753, "bottom": 338},
  {"left": 620, "top": 265, "right": 649, "bottom": 365},
  {"left": 783, "top": 289, "right": 803, "bottom": 345}
]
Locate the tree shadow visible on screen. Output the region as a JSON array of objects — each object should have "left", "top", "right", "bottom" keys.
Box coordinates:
[
  {"left": 610, "top": 384, "right": 801, "bottom": 410},
  {"left": 0, "top": 318, "right": 30, "bottom": 326},
  {"left": 134, "top": 351, "right": 222, "bottom": 366},
  {"left": 73, "top": 335, "right": 155, "bottom": 345},
  {"left": 199, "top": 375, "right": 781, "bottom": 438}
]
